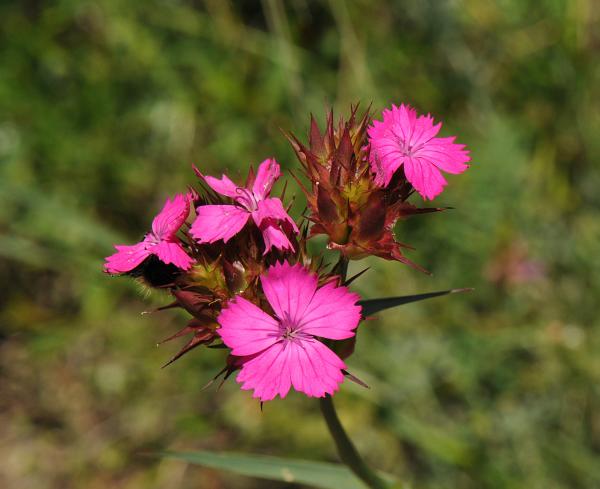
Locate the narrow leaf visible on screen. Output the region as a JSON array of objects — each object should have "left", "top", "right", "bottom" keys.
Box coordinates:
[
  {"left": 160, "top": 451, "right": 372, "bottom": 489},
  {"left": 359, "top": 288, "right": 472, "bottom": 317}
]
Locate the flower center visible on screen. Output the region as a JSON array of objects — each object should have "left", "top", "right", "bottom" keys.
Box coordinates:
[
  {"left": 390, "top": 128, "right": 420, "bottom": 157},
  {"left": 145, "top": 233, "right": 160, "bottom": 246},
  {"left": 278, "top": 313, "right": 305, "bottom": 341},
  {"left": 235, "top": 188, "right": 259, "bottom": 211},
  {"left": 396, "top": 139, "right": 415, "bottom": 157}
]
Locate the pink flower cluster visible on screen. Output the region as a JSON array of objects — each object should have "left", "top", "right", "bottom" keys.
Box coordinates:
[
  {"left": 104, "top": 103, "right": 471, "bottom": 402},
  {"left": 105, "top": 159, "right": 297, "bottom": 275}
]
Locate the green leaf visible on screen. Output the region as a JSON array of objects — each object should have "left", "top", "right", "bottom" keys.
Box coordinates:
[
  {"left": 161, "top": 450, "right": 372, "bottom": 489},
  {"left": 359, "top": 288, "right": 472, "bottom": 317}
]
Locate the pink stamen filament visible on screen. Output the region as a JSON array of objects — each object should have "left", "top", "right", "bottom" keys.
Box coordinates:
[
  {"left": 235, "top": 187, "right": 259, "bottom": 211},
  {"left": 278, "top": 313, "right": 307, "bottom": 342}
]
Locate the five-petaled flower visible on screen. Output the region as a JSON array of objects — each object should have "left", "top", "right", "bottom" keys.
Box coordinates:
[
  {"left": 104, "top": 193, "right": 194, "bottom": 273},
  {"left": 217, "top": 262, "right": 362, "bottom": 401},
  {"left": 368, "top": 104, "right": 471, "bottom": 200},
  {"left": 190, "top": 158, "right": 299, "bottom": 254}
]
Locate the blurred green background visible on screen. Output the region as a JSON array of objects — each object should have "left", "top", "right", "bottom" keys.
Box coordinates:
[{"left": 1, "top": 1, "right": 599, "bottom": 488}]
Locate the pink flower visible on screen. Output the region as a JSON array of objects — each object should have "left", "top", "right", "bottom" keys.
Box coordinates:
[
  {"left": 190, "top": 158, "right": 299, "bottom": 254},
  {"left": 368, "top": 104, "right": 470, "bottom": 200},
  {"left": 104, "top": 194, "right": 194, "bottom": 273},
  {"left": 217, "top": 262, "right": 362, "bottom": 401}
]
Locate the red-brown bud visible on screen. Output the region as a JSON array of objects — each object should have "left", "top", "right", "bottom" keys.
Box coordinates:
[{"left": 287, "top": 106, "right": 441, "bottom": 270}]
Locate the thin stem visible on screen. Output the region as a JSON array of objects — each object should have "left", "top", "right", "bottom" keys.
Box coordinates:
[
  {"left": 334, "top": 254, "right": 349, "bottom": 281},
  {"left": 318, "top": 255, "right": 389, "bottom": 489},
  {"left": 319, "top": 395, "right": 389, "bottom": 489}
]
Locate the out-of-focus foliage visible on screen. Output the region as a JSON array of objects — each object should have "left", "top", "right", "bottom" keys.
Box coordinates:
[{"left": 1, "top": 1, "right": 599, "bottom": 488}]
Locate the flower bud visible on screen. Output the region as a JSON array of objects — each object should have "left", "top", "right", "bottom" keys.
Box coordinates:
[{"left": 286, "top": 106, "right": 439, "bottom": 270}]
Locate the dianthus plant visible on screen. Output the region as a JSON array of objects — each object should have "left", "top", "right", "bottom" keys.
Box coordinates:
[{"left": 105, "top": 104, "right": 471, "bottom": 489}]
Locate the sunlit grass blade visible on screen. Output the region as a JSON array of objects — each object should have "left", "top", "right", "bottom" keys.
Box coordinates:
[
  {"left": 359, "top": 288, "right": 472, "bottom": 317},
  {"left": 160, "top": 450, "right": 395, "bottom": 489}
]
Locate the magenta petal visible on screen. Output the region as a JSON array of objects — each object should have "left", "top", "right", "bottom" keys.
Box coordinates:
[
  {"left": 260, "top": 224, "right": 294, "bottom": 254},
  {"left": 369, "top": 137, "right": 406, "bottom": 186},
  {"left": 236, "top": 339, "right": 345, "bottom": 401},
  {"left": 410, "top": 117, "right": 442, "bottom": 147},
  {"left": 104, "top": 241, "right": 151, "bottom": 274},
  {"left": 416, "top": 137, "right": 470, "bottom": 174},
  {"left": 298, "top": 282, "right": 361, "bottom": 340},
  {"left": 218, "top": 296, "right": 281, "bottom": 356},
  {"left": 236, "top": 341, "right": 292, "bottom": 401},
  {"left": 252, "top": 158, "right": 281, "bottom": 200},
  {"left": 151, "top": 194, "right": 190, "bottom": 240},
  {"left": 253, "top": 198, "right": 299, "bottom": 232},
  {"left": 190, "top": 205, "right": 250, "bottom": 243},
  {"left": 260, "top": 262, "right": 318, "bottom": 324},
  {"left": 291, "top": 339, "right": 346, "bottom": 398},
  {"left": 203, "top": 174, "right": 241, "bottom": 199},
  {"left": 403, "top": 157, "right": 448, "bottom": 200},
  {"left": 393, "top": 104, "right": 418, "bottom": 133},
  {"left": 153, "top": 240, "right": 194, "bottom": 270}
]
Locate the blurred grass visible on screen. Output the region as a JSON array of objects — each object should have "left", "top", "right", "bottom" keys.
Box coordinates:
[{"left": 1, "top": 1, "right": 599, "bottom": 488}]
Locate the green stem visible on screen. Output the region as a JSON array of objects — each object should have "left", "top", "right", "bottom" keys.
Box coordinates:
[
  {"left": 333, "top": 252, "right": 348, "bottom": 277},
  {"left": 319, "top": 255, "right": 389, "bottom": 489},
  {"left": 319, "top": 395, "right": 389, "bottom": 489}
]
